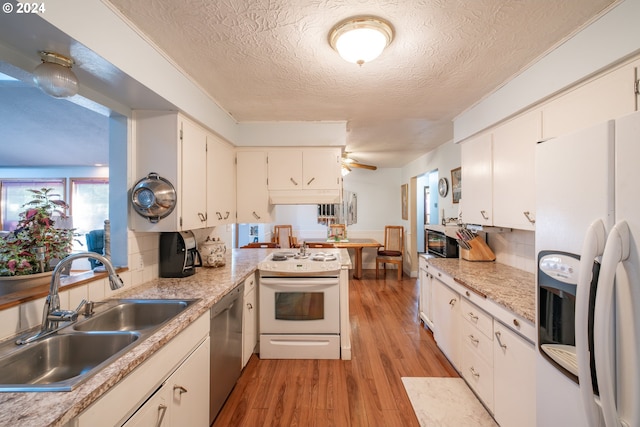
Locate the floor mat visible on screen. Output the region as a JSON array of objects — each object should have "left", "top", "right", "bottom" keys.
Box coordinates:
[{"left": 401, "top": 377, "right": 498, "bottom": 427}]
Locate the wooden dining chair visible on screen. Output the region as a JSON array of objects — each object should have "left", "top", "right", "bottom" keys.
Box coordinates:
[
  {"left": 241, "top": 242, "right": 279, "bottom": 248},
  {"left": 375, "top": 226, "right": 404, "bottom": 280},
  {"left": 273, "top": 225, "right": 296, "bottom": 248},
  {"left": 328, "top": 224, "right": 346, "bottom": 240}
]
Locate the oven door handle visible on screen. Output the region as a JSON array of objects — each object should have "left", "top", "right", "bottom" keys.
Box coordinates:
[{"left": 259, "top": 277, "right": 339, "bottom": 287}]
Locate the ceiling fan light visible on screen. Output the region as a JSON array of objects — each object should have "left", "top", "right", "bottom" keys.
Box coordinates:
[
  {"left": 329, "top": 17, "right": 394, "bottom": 65},
  {"left": 341, "top": 165, "right": 352, "bottom": 176},
  {"left": 33, "top": 51, "right": 79, "bottom": 98}
]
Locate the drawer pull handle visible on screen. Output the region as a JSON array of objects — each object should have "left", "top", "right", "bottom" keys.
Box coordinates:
[
  {"left": 468, "top": 312, "right": 479, "bottom": 321},
  {"left": 469, "top": 367, "right": 480, "bottom": 378},
  {"left": 468, "top": 334, "right": 479, "bottom": 345},
  {"left": 224, "top": 211, "right": 230, "bottom": 219},
  {"left": 523, "top": 211, "right": 536, "bottom": 224},
  {"left": 307, "top": 177, "right": 315, "bottom": 186},
  {"left": 495, "top": 331, "right": 507, "bottom": 350},
  {"left": 480, "top": 210, "right": 489, "bottom": 220},
  {"left": 247, "top": 302, "right": 253, "bottom": 310},
  {"left": 290, "top": 177, "right": 299, "bottom": 186},
  {"left": 156, "top": 404, "right": 168, "bottom": 427},
  {"left": 252, "top": 211, "right": 261, "bottom": 220},
  {"left": 449, "top": 298, "right": 457, "bottom": 306},
  {"left": 174, "top": 384, "right": 188, "bottom": 395},
  {"left": 216, "top": 211, "right": 223, "bottom": 220}
]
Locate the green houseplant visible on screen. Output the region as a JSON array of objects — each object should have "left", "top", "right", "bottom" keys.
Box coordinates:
[{"left": 0, "top": 188, "right": 74, "bottom": 276}]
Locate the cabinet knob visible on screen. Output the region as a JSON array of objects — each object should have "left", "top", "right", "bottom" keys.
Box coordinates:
[
  {"left": 512, "top": 318, "right": 520, "bottom": 328},
  {"left": 465, "top": 290, "right": 470, "bottom": 297},
  {"left": 449, "top": 298, "right": 457, "bottom": 306},
  {"left": 247, "top": 302, "right": 253, "bottom": 310}
]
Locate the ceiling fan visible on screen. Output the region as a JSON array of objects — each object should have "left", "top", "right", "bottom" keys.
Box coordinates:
[{"left": 341, "top": 153, "right": 377, "bottom": 172}]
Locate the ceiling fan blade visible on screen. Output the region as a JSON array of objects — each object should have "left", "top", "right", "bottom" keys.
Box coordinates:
[{"left": 348, "top": 162, "right": 377, "bottom": 170}]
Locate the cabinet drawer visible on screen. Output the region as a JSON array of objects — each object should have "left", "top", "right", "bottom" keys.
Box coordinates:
[
  {"left": 461, "top": 298, "right": 493, "bottom": 339},
  {"left": 244, "top": 274, "right": 256, "bottom": 296},
  {"left": 462, "top": 345, "right": 494, "bottom": 413},
  {"left": 462, "top": 321, "right": 493, "bottom": 366}
]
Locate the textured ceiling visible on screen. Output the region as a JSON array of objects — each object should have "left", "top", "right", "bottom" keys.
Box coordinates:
[{"left": 105, "top": 0, "right": 615, "bottom": 167}]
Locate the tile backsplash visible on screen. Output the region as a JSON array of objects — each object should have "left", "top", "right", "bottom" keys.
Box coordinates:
[{"left": 487, "top": 229, "right": 535, "bottom": 273}]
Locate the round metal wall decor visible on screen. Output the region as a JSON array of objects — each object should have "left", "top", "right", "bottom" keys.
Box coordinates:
[
  {"left": 130, "top": 172, "right": 177, "bottom": 223},
  {"left": 438, "top": 177, "right": 449, "bottom": 197}
]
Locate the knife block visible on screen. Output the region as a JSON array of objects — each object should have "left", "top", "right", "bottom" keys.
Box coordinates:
[{"left": 461, "top": 236, "right": 496, "bottom": 262}]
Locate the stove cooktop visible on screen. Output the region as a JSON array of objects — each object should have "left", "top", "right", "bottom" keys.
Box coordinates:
[{"left": 258, "top": 249, "right": 342, "bottom": 274}]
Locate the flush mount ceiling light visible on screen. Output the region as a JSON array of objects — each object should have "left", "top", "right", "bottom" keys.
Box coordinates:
[
  {"left": 33, "top": 51, "right": 79, "bottom": 98},
  {"left": 329, "top": 16, "right": 394, "bottom": 65}
]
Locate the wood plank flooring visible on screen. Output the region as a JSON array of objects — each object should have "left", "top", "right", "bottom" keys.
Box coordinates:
[{"left": 212, "top": 269, "right": 458, "bottom": 427}]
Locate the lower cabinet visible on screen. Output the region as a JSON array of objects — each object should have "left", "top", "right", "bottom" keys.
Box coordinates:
[
  {"left": 71, "top": 314, "right": 210, "bottom": 427},
  {"left": 418, "top": 257, "right": 435, "bottom": 330},
  {"left": 428, "top": 265, "right": 536, "bottom": 427},
  {"left": 242, "top": 274, "right": 257, "bottom": 368},
  {"left": 432, "top": 276, "right": 460, "bottom": 368},
  {"left": 124, "top": 337, "right": 210, "bottom": 427},
  {"left": 493, "top": 321, "right": 536, "bottom": 427}
]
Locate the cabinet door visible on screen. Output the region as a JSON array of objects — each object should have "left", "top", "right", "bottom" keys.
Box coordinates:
[
  {"left": 302, "top": 149, "right": 341, "bottom": 190},
  {"left": 236, "top": 151, "right": 272, "bottom": 223},
  {"left": 542, "top": 62, "right": 637, "bottom": 139},
  {"left": 432, "top": 278, "right": 460, "bottom": 368},
  {"left": 493, "top": 111, "right": 540, "bottom": 230},
  {"left": 170, "top": 337, "right": 210, "bottom": 427},
  {"left": 207, "top": 135, "right": 236, "bottom": 225},
  {"left": 493, "top": 322, "right": 536, "bottom": 427},
  {"left": 418, "top": 262, "right": 434, "bottom": 331},
  {"left": 267, "top": 150, "right": 303, "bottom": 190},
  {"left": 242, "top": 276, "right": 257, "bottom": 368},
  {"left": 460, "top": 132, "right": 493, "bottom": 226},
  {"left": 180, "top": 118, "right": 208, "bottom": 230},
  {"left": 122, "top": 386, "right": 171, "bottom": 427}
]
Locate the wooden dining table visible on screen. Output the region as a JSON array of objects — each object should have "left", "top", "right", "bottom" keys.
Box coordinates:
[{"left": 307, "top": 238, "right": 382, "bottom": 279}]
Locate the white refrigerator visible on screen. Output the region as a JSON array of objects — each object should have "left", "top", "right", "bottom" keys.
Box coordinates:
[{"left": 535, "top": 110, "right": 640, "bottom": 427}]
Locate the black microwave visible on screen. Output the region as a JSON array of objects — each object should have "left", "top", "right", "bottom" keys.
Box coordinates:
[{"left": 426, "top": 229, "right": 459, "bottom": 258}]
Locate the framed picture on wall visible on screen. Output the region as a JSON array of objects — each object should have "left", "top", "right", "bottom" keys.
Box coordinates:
[
  {"left": 401, "top": 184, "right": 408, "bottom": 220},
  {"left": 451, "top": 167, "right": 462, "bottom": 204}
]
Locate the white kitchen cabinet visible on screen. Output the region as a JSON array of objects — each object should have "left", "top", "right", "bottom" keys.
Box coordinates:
[
  {"left": 493, "top": 321, "right": 536, "bottom": 427},
  {"left": 242, "top": 274, "right": 257, "bottom": 368},
  {"left": 132, "top": 111, "right": 208, "bottom": 232},
  {"left": 74, "top": 314, "right": 210, "bottom": 427},
  {"left": 492, "top": 110, "right": 541, "bottom": 230},
  {"left": 236, "top": 151, "right": 273, "bottom": 223},
  {"left": 460, "top": 132, "right": 493, "bottom": 226},
  {"left": 542, "top": 60, "right": 637, "bottom": 140},
  {"left": 460, "top": 298, "right": 494, "bottom": 412},
  {"left": 418, "top": 256, "right": 434, "bottom": 331},
  {"left": 123, "top": 337, "right": 210, "bottom": 427},
  {"left": 432, "top": 274, "right": 461, "bottom": 368},
  {"left": 207, "top": 134, "right": 236, "bottom": 225},
  {"left": 267, "top": 148, "right": 341, "bottom": 191}
]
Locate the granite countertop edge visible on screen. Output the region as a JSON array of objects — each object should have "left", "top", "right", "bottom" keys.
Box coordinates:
[{"left": 424, "top": 256, "right": 535, "bottom": 324}]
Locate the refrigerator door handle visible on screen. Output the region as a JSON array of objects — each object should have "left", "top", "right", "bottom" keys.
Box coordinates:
[
  {"left": 594, "top": 220, "right": 630, "bottom": 427},
  {"left": 576, "top": 219, "right": 607, "bottom": 427}
]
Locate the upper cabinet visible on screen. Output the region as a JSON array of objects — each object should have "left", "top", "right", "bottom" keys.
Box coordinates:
[
  {"left": 267, "top": 148, "right": 342, "bottom": 204},
  {"left": 542, "top": 59, "right": 638, "bottom": 139},
  {"left": 492, "top": 111, "right": 540, "bottom": 230},
  {"left": 207, "top": 134, "right": 236, "bottom": 225},
  {"left": 460, "top": 132, "right": 493, "bottom": 226},
  {"left": 236, "top": 151, "right": 273, "bottom": 223},
  {"left": 131, "top": 111, "right": 235, "bottom": 232},
  {"left": 267, "top": 148, "right": 341, "bottom": 191}
]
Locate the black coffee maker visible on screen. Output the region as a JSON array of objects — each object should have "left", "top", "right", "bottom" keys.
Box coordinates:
[{"left": 159, "top": 231, "right": 202, "bottom": 278}]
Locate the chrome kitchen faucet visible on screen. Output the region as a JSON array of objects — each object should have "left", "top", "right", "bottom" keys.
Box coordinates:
[{"left": 16, "top": 252, "right": 124, "bottom": 345}]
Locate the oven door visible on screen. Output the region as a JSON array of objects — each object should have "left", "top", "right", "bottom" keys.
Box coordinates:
[{"left": 259, "top": 276, "right": 340, "bottom": 334}]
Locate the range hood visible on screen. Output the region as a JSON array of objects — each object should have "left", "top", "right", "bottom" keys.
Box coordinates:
[{"left": 269, "top": 189, "right": 341, "bottom": 205}]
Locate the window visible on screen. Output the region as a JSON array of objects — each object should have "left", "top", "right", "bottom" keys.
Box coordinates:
[
  {"left": 0, "top": 179, "right": 66, "bottom": 231},
  {"left": 70, "top": 178, "right": 109, "bottom": 235}
]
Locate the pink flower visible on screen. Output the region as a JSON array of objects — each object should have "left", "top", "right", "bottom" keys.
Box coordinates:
[{"left": 7, "top": 260, "right": 16, "bottom": 272}]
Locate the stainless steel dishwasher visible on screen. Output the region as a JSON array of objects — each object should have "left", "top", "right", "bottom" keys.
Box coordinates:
[{"left": 210, "top": 284, "right": 244, "bottom": 424}]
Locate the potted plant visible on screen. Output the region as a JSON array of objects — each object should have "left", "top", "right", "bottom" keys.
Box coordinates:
[{"left": 0, "top": 188, "right": 74, "bottom": 277}]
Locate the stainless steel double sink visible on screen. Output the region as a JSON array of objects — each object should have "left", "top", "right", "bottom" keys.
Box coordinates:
[{"left": 0, "top": 298, "right": 198, "bottom": 392}]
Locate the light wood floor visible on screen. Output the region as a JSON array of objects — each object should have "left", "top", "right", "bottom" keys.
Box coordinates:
[{"left": 212, "top": 269, "right": 458, "bottom": 427}]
